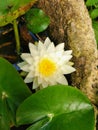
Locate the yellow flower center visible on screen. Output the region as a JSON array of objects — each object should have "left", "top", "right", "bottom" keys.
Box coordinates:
[{"left": 38, "top": 58, "right": 56, "bottom": 77}]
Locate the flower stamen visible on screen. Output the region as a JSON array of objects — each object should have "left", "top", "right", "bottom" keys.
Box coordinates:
[{"left": 38, "top": 58, "right": 56, "bottom": 77}]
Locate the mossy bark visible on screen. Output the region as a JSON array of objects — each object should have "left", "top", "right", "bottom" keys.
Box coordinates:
[{"left": 36, "top": 0, "right": 98, "bottom": 106}]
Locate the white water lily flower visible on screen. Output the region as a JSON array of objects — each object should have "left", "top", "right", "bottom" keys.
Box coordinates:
[{"left": 18, "top": 37, "right": 75, "bottom": 89}]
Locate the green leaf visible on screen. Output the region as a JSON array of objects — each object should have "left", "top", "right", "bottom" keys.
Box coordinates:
[
  {"left": 25, "top": 8, "right": 50, "bottom": 34},
  {"left": 92, "top": 21, "right": 98, "bottom": 44},
  {"left": 86, "top": 0, "right": 98, "bottom": 6},
  {"left": 26, "top": 118, "right": 49, "bottom": 130},
  {"left": 90, "top": 8, "right": 98, "bottom": 19},
  {"left": 16, "top": 85, "right": 95, "bottom": 130},
  {"left": 0, "top": 57, "right": 32, "bottom": 130},
  {"left": 0, "top": 0, "right": 37, "bottom": 27},
  {"left": 0, "top": 98, "right": 10, "bottom": 130}
]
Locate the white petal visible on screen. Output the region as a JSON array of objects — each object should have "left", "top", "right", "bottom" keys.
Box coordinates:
[
  {"left": 39, "top": 50, "right": 46, "bottom": 56},
  {"left": 47, "top": 42, "right": 55, "bottom": 52},
  {"left": 43, "top": 75, "right": 57, "bottom": 86},
  {"left": 49, "top": 80, "right": 57, "bottom": 86},
  {"left": 44, "top": 37, "right": 52, "bottom": 48},
  {"left": 21, "top": 53, "right": 31, "bottom": 60},
  {"left": 18, "top": 61, "right": 27, "bottom": 68},
  {"left": 33, "top": 78, "right": 39, "bottom": 89},
  {"left": 29, "top": 65, "right": 35, "bottom": 72},
  {"left": 20, "top": 64, "right": 30, "bottom": 72},
  {"left": 57, "top": 55, "right": 72, "bottom": 66},
  {"left": 64, "top": 50, "right": 72, "bottom": 55},
  {"left": 57, "top": 75, "right": 68, "bottom": 85},
  {"left": 21, "top": 53, "right": 33, "bottom": 64},
  {"left": 26, "top": 71, "right": 34, "bottom": 78},
  {"left": 25, "top": 57, "right": 33, "bottom": 65},
  {"left": 61, "top": 65, "right": 76, "bottom": 74},
  {"left": 29, "top": 43, "right": 38, "bottom": 56},
  {"left": 26, "top": 57, "right": 33, "bottom": 64},
  {"left": 56, "top": 43, "right": 64, "bottom": 51},
  {"left": 55, "top": 51, "right": 63, "bottom": 58},
  {"left": 38, "top": 78, "right": 42, "bottom": 85},
  {"left": 42, "top": 81, "right": 48, "bottom": 88},
  {"left": 60, "top": 55, "right": 72, "bottom": 63},
  {"left": 38, "top": 41, "right": 45, "bottom": 51},
  {"left": 24, "top": 77, "right": 33, "bottom": 83}
]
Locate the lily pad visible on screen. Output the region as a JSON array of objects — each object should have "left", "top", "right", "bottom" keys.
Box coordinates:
[
  {"left": 25, "top": 8, "right": 50, "bottom": 34},
  {"left": 0, "top": 0, "right": 37, "bottom": 27},
  {"left": 16, "top": 85, "right": 95, "bottom": 130},
  {"left": 0, "top": 57, "right": 32, "bottom": 130}
]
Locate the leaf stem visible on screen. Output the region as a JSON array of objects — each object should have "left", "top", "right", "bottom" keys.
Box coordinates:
[{"left": 13, "top": 19, "right": 20, "bottom": 55}]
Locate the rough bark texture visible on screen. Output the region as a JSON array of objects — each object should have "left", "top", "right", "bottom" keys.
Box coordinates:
[{"left": 36, "top": 0, "right": 98, "bottom": 107}]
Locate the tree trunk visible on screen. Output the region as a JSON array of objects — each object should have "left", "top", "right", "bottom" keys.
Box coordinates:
[{"left": 36, "top": 0, "right": 98, "bottom": 107}]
